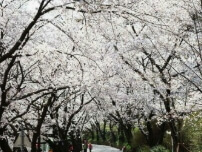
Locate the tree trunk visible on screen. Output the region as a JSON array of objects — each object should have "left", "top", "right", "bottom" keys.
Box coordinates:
[
  {"left": 201, "top": 0, "right": 202, "bottom": 9},
  {"left": 101, "top": 120, "right": 107, "bottom": 141},
  {"left": 87, "top": 128, "right": 94, "bottom": 140},
  {"left": 169, "top": 120, "right": 179, "bottom": 152},
  {"left": 96, "top": 128, "right": 100, "bottom": 141},
  {"left": 31, "top": 95, "right": 55, "bottom": 152},
  {"left": 0, "top": 134, "right": 12, "bottom": 152},
  {"left": 0, "top": 128, "right": 11, "bottom": 152},
  {"left": 31, "top": 132, "right": 39, "bottom": 152},
  {"left": 146, "top": 121, "right": 154, "bottom": 147},
  {"left": 109, "top": 122, "right": 116, "bottom": 143},
  {"left": 70, "top": 131, "right": 82, "bottom": 152},
  {"left": 123, "top": 124, "right": 133, "bottom": 144},
  {"left": 158, "top": 122, "right": 166, "bottom": 145},
  {"left": 118, "top": 125, "right": 125, "bottom": 143}
]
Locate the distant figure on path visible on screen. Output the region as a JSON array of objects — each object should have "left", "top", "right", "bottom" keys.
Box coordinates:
[
  {"left": 83, "top": 139, "right": 88, "bottom": 152},
  {"left": 88, "top": 142, "right": 93, "bottom": 152},
  {"left": 69, "top": 144, "right": 73, "bottom": 152}
]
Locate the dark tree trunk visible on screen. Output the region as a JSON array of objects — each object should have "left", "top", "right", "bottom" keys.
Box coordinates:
[
  {"left": 169, "top": 120, "right": 179, "bottom": 152},
  {"left": 31, "top": 94, "right": 55, "bottom": 152},
  {"left": 146, "top": 121, "right": 154, "bottom": 147},
  {"left": 109, "top": 122, "right": 116, "bottom": 143},
  {"left": 201, "top": 0, "right": 202, "bottom": 9},
  {"left": 96, "top": 128, "right": 100, "bottom": 141},
  {"left": 0, "top": 129, "right": 12, "bottom": 152},
  {"left": 46, "top": 139, "right": 69, "bottom": 152},
  {"left": 164, "top": 89, "right": 179, "bottom": 152},
  {"left": 95, "top": 120, "right": 106, "bottom": 141},
  {"left": 31, "top": 132, "right": 39, "bottom": 152},
  {"left": 0, "top": 139, "right": 12, "bottom": 152},
  {"left": 123, "top": 124, "right": 133, "bottom": 144},
  {"left": 70, "top": 131, "right": 82, "bottom": 152},
  {"left": 101, "top": 120, "right": 107, "bottom": 141},
  {"left": 87, "top": 128, "right": 94, "bottom": 140},
  {"left": 158, "top": 122, "right": 166, "bottom": 145},
  {"left": 118, "top": 125, "right": 125, "bottom": 143}
]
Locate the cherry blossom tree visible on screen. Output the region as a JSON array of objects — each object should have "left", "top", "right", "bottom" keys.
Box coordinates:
[
  {"left": 0, "top": 0, "right": 97, "bottom": 151},
  {"left": 0, "top": 0, "right": 202, "bottom": 152},
  {"left": 78, "top": 0, "right": 202, "bottom": 151}
]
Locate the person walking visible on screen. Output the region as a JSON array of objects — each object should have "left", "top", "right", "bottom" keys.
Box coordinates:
[
  {"left": 69, "top": 144, "right": 73, "bottom": 152},
  {"left": 83, "top": 139, "right": 88, "bottom": 152},
  {"left": 88, "top": 143, "right": 93, "bottom": 152}
]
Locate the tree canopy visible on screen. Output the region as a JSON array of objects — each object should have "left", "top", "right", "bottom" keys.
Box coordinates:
[{"left": 0, "top": 0, "right": 201, "bottom": 152}]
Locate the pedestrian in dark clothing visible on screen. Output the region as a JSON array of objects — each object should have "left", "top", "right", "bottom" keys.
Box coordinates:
[
  {"left": 83, "top": 140, "right": 88, "bottom": 152},
  {"left": 69, "top": 144, "right": 73, "bottom": 152}
]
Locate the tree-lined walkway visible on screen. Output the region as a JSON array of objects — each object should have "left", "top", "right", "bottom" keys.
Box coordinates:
[{"left": 92, "top": 145, "right": 121, "bottom": 152}]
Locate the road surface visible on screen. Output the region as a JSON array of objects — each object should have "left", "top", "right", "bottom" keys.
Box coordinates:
[{"left": 91, "top": 144, "right": 121, "bottom": 152}]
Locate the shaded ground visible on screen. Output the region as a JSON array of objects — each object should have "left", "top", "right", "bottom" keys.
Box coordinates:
[{"left": 91, "top": 144, "right": 121, "bottom": 152}]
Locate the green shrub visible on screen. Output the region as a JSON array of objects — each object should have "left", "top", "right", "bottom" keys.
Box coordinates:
[
  {"left": 122, "top": 143, "right": 132, "bottom": 151},
  {"left": 150, "top": 145, "right": 170, "bottom": 152},
  {"left": 132, "top": 128, "right": 147, "bottom": 149},
  {"left": 137, "top": 145, "right": 150, "bottom": 152}
]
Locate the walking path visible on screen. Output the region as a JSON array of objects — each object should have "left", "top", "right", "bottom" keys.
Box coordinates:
[{"left": 91, "top": 144, "right": 121, "bottom": 152}]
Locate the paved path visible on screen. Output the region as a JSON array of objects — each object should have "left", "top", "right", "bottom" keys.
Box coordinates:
[{"left": 91, "top": 144, "right": 121, "bottom": 152}]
